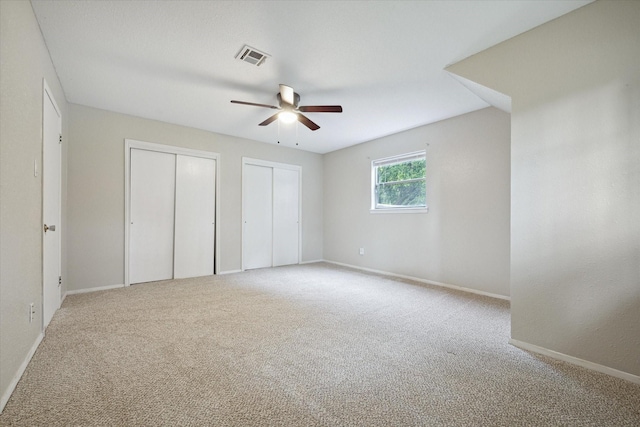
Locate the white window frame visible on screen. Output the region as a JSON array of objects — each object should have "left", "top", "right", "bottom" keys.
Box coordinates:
[{"left": 370, "top": 150, "right": 428, "bottom": 214}]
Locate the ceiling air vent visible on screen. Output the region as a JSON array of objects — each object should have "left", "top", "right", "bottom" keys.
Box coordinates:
[{"left": 235, "top": 45, "right": 270, "bottom": 67}]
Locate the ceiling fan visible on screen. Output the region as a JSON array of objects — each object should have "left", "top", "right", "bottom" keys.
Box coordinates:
[{"left": 231, "top": 84, "right": 342, "bottom": 131}]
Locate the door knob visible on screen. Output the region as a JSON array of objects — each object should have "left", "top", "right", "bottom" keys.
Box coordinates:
[{"left": 44, "top": 224, "right": 56, "bottom": 232}]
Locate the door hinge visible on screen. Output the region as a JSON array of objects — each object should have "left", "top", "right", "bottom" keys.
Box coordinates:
[
  {"left": 59, "top": 134, "right": 62, "bottom": 144},
  {"left": 58, "top": 276, "right": 62, "bottom": 287}
]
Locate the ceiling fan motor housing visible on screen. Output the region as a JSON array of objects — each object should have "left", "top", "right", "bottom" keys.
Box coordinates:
[{"left": 278, "top": 92, "right": 301, "bottom": 109}]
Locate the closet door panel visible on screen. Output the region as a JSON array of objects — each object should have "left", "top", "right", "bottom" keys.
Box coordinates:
[
  {"left": 174, "top": 155, "right": 216, "bottom": 278},
  {"left": 273, "top": 168, "right": 299, "bottom": 267},
  {"left": 243, "top": 164, "right": 273, "bottom": 270},
  {"left": 130, "top": 149, "right": 176, "bottom": 284}
]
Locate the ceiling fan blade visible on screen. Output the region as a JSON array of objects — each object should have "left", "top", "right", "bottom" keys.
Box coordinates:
[
  {"left": 279, "top": 84, "right": 295, "bottom": 105},
  {"left": 231, "top": 100, "right": 278, "bottom": 109},
  {"left": 298, "top": 105, "right": 343, "bottom": 113},
  {"left": 258, "top": 113, "right": 279, "bottom": 126},
  {"left": 297, "top": 113, "right": 320, "bottom": 131}
]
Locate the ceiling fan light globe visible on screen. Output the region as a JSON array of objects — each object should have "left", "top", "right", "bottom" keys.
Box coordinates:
[{"left": 279, "top": 111, "right": 298, "bottom": 124}]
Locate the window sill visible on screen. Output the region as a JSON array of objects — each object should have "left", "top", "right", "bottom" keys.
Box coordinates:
[{"left": 370, "top": 207, "right": 429, "bottom": 214}]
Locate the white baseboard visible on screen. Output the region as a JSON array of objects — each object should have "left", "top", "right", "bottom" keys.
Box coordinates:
[
  {"left": 65, "top": 283, "right": 125, "bottom": 296},
  {"left": 323, "top": 260, "right": 510, "bottom": 301},
  {"left": 0, "top": 332, "right": 44, "bottom": 413},
  {"left": 300, "top": 259, "right": 324, "bottom": 265},
  {"left": 510, "top": 338, "right": 639, "bottom": 384},
  {"left": 217, "top": 269, "right": 242, "bottom": 275}
]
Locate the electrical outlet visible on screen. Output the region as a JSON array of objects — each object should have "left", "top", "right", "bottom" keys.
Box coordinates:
[
  {"left": 359, "top": 247, "right": 365, "bottom": 255},
  {"left": 29, "top": 303, "right": 35, "bottom": 323}
]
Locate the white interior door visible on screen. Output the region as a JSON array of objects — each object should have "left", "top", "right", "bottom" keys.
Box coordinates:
[
  {"left": 243, "top": 164, "right": 273, "bottom": 270},
  {"left": 174, "top": 155, "right": 216, "bottom": 279},
  {"left": 43, "top": 83, "right": 61, "bottom": 329},
  {"left": 129, "top": 149, "right": 176, "bottom": 284},
  {"left": 273, "top": 168, "right": 299, "bottom": 267}
]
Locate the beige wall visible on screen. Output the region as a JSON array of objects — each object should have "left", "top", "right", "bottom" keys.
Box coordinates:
[
  {"left": 67, "top": 104, "right": 323, "bottom": 291},
  {"left": 0, "top": 0, "right": 69, "bottom": 408},
  {"left": 448, "top": 0, "right": 640, "bottom": 376},
  {"left": 324, "top": 107, "right": 511, "bottom": 297},
  {"left": 4, "top": 0, "right": 636, "bottom": 411}
]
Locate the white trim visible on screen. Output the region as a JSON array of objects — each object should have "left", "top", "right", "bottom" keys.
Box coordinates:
[
  {"left": 43, "top": 79, "right": 61, "bottom": 117},
  {"left": 372, "top": 150, "right": 426, "bottom": 166},
  {"left": 241, "top": 157, "right": 302, "bottom": 271},
  {"left": 65, "top": 284, "right": 125, "bottom": 296},
  {"left": 509, "top": 339, "right": 640, "bottom": 385},
  {"left": 300, "top": 259, "right": 324, "bottom": 265},
  {"left": 124, "top": 139, "right": 221, "bottom": 286},
  {"left": 1, "top": 332, "right": 44, "bottom": 413},
  {"left": 217, "top": 269, "right": 242, "bottom": 275},
  {"left": 125, "top": 139, "right": 219, "bottom": 159},
  {"left": 369, "top": 207, "right": 429, "bottom": 214},
  {"left": 323, "top": 260, "right": 510, "bottom": 301},
  {"left": 242, "top": 157, "right": 301, "bottom": 171}
]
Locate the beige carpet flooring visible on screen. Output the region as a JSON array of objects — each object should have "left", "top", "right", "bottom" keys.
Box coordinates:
[{"left": 1, "top": 263, "right": 639, "bottom": 426}]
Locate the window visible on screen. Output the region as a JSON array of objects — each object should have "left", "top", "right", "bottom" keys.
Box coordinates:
[{"left": 371, "top": 151, "right": 426, "bottom": 212}]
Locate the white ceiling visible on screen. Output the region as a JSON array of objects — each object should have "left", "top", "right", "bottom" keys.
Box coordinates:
[{"left": 31, "top": 0, "right": 591, "bottom": 154}]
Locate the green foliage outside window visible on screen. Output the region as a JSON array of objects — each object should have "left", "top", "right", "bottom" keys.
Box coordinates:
[{"left": 375, "top": 157, "right": 426, "bottom": 208}]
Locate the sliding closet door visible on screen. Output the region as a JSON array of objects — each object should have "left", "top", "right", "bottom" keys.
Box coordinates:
[
  {"left": 129, "top": 149, "right": 176, "bottom": 284},
  {"left": 174, "top": 155, "right": 216, "bottom": 279},
  {"left": 273, "top": 168, "right": 299, "bottom": 267},
  {"left": 242, "top": 159, "right": 301, "bottom": 270},
  {"left": 243, "top": 164, "right": 273, "bottom": 270}
]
